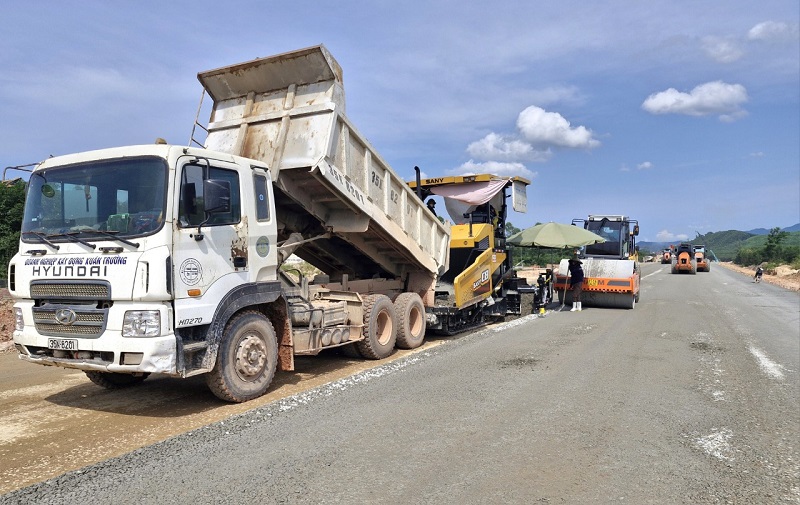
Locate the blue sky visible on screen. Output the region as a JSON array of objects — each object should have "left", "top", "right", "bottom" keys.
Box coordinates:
[{"left": 2, "top": 1, "right": 798, "bottom": 242}]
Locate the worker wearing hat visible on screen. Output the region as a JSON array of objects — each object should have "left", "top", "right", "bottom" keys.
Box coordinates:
[
  {"left": 568, "top": 255, "right": 584, "bottom": 311},
  {"left": 426, "top": 199, "right": 437, "bottom": 217}
]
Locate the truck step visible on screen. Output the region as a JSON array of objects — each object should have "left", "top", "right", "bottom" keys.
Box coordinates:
[{"left": 182, "top": 341, "right": 208, "bottom": 353}]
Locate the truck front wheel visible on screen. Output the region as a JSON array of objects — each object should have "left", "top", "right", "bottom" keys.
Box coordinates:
[
  {"left": 206, "top": 311, "right": 278, "bottom": 403},
  {"left": 357, "top": 294, "right": 397, "bottom": 359}
]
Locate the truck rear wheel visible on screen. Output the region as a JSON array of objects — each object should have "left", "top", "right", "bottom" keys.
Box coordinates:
[
  {"left": 85, "top": 371, "right": 149, "bottom": 389},
  {"left": 206, "top": 310, "right": 278, "bottom": 403},
  {"left": 357, "top": 294, "right": 397, "bottom": 359},
  {"left": 394, "top": 292, "right": 426, "bottom": 349}
]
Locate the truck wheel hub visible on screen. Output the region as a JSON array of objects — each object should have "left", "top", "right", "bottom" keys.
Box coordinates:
[{"left": 235, "top": 335, "right": 267, "bottom": 378}]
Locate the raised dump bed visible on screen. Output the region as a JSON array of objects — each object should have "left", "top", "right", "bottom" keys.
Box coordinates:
[{"left": 198, "top": 45, "right": 449, "bottom": 286}]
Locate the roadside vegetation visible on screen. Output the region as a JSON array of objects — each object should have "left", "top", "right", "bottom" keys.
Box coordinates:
[
  {"left": 732, "top": 227, "right": 800, "bottom": 270},
  {"left": 0, "top": 180, "right": 25, "bottom": 279}
]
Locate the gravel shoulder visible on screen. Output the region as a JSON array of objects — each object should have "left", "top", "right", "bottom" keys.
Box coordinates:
[{"left": 715, "top": 261, "right": 800, "bottom": 291}]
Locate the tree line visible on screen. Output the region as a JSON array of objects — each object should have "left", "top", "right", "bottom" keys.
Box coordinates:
[{"left": 734, "top": 227, "right": 800, "bottom": 268}]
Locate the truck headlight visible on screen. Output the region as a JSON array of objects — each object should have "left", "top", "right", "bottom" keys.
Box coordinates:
[
  {"left": 14, "top": 307, "right": 23, "bottom": 331},
  {"left": 122, "top": 310, "right": 161, "bottom": 337}
]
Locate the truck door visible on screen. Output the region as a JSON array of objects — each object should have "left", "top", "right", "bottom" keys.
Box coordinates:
[
  {"left": 246, "top": 167, "right": 279, "bottom": 284},
  {"left": 172, "top": 159, "right": 248, "bottom": 328}
]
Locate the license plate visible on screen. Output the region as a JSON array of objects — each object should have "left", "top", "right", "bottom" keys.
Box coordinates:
[{"left": 48, "top": 338, "right": 79, "bottom": 351}]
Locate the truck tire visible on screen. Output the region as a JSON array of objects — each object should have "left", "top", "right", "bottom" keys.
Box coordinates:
[
  {"left": 357, "top": 294, "right": 397, "bottom": 359},
  {"left": 394, "top": 292, "right": 426, "bottom": 349},
  {"left": 206, "top": 310, "right": 278, "bottom": 403},
  {"left": 85, "top": 371, "right": 149, "bottom": 389}
]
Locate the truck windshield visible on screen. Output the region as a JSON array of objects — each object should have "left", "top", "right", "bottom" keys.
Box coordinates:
[{"left": 22, "top": 156, "right": 168, "bottom": 241}]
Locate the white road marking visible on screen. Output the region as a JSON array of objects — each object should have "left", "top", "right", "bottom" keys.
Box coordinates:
[
  {"left": 748, "top": 346, "right": 786, "bottom": 381},
  {"left": 695, "top": 427, "right": 735, "bottom": 461},
  {"left": 642, "top": 271, "right": 660, "bottom": 280}
]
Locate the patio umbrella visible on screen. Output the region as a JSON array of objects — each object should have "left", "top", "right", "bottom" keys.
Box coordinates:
[{"left": 507, "top": 221, "right": 606, "bottom": 249}]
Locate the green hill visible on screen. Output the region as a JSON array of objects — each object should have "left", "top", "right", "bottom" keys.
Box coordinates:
[
  {"left": 690, "top": 230, "right": 756, "bottom": 261},
  {"left": 691, "top": 230, "right": 800, "bottom": 264}
]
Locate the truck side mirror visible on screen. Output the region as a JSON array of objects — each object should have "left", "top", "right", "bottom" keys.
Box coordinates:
[
  {"left": 633, "top": 224, "right": 640, "bottom": 236},
  {"left": 203, "top": 179, "right": 231, "bottom": 214}
]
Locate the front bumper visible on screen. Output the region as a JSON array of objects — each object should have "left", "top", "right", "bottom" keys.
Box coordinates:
[{"left": 14, "top": 331, "right": 178, "bottom": 374}]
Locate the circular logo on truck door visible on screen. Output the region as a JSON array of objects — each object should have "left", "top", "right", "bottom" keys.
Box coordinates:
[
  {"left": 256, "top": 236, "right": 270, "bottom": 258},
  {"left": 180, "top": 258, "right": 203, "bottom": 286}
]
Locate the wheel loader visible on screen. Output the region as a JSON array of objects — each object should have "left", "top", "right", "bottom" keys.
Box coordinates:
[
  {"left": 553, "top": 215, "right": 641, "bottom": 309},
  {"left": 671, "top": 243, "right": 696, "bottom": 274}
]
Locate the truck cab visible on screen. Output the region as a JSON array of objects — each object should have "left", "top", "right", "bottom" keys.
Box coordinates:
[{"left": 10, "top": 145, "right": 280, "bottom": 385}]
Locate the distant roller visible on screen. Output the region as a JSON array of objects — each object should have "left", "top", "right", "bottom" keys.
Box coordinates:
[{"left": 672, "top": 243, "right": 697, "bottom": 274}]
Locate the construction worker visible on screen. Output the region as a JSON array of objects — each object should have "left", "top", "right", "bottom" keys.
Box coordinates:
[
  {"left": 426, "top": 199, "right": 437, "bottom": 216},
  {"left": 568, "top": 257, "right": 584, "bottom": 311}
]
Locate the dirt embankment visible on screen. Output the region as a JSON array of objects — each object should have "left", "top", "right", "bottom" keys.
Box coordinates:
[{"left": 1, "top": 289, "right": 15, "bottom": 350}]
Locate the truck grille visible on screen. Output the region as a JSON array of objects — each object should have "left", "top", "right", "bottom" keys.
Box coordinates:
[
  {"left": 30, "top": 281, "right": 111, "bottom": 300},
  {"left": 32, "top": 306, "right": 108, "bottom": 337}
]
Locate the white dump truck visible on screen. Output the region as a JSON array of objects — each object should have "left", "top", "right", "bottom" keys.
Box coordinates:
[{"left": 8, "top": 45, "right": 528, "bottom": 402}]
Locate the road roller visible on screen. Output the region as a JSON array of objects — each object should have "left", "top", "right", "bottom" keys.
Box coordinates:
[{"left": 554, "top": 215, "right": 641, "bottom": 309}]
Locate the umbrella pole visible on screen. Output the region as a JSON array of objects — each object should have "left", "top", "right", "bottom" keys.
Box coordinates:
[
  {"left": 558, "top": 252, "right": 570, "bottom": 312},
  {"left": 558, "top": 271, "right": 569, "bottom": 311}
]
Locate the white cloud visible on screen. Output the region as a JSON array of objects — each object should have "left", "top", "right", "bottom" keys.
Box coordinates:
[
  {"left": 702, "top": 36, "right": 744, "bottom": 63},
  {"left": 637, "top": 161, "right": 653, "bottom": 170},
  {"left": 449, "top": 159, "right": 537, "bottom": 180},
  {"left": 466, "top": 133, "right": 551, "bottom": 162},
  {"left": 749, "top": 151, "right": 765, "bottom": 158},
  {"left": 656, "top": 230, "right": 689, "bottom": 242},
  {"left": 641, "top": 81, "right": 748, "bottom": 121},
  {"left": 747, "top": 21, "right": 799, "bottom": 41},
  {"left": 517, "top": 106, "right": 601, "bottom": 149}
]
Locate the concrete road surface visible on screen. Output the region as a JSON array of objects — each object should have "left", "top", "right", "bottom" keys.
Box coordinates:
[{"left": 1, "top": 263, "right": 798, "bottom": 504}]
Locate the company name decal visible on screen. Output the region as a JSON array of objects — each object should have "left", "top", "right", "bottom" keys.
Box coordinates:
[
  {"left": 472, "top": 269, "right": 490, "bottom": 290},
  {"left": 25, "top": 255, "right": 127, "bottom": 278}
]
